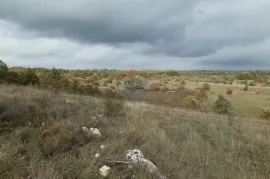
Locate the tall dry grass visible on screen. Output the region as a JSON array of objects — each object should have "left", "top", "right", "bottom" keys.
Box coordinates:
[{"left": 0, "top": 85, "right": 270, "bottom": 178}]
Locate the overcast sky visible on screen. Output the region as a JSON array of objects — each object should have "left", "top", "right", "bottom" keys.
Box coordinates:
[{"left": 0, "top": 0, "right": 270, "bottom": 70}]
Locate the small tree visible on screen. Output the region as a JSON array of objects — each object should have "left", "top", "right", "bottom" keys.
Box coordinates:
[
  {"left": 213, "top": 95, "right": 233, "bottom": 125},
  {"left": 104, "top": 99, "right": 125, "bottom": 117},
  {"left": 21, "top": 68, "right": 39, "bottom": 85},
  {"left": 0, "top": 59, "right": 8, "bottom": 80},
  {"left": 123, "top": 75, "right": 144, "bottom": 90},
  {"left": 202, "top": 83, "right": 210, "bottom": 91},
  {"left": 260, "top": 107, "right": 270, "bottom": 120},
  {"left": 213, "top": 95, "right": 233, "bottom": 114},
  {"left": 243, "top": 85, "right": 248, "bottom": 91}
]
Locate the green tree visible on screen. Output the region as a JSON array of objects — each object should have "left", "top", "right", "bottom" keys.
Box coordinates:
[
  {"left": 0, "top": 59, "right": 8, "bottom": 80},
  {"left": 21, "top": 68, "right": 39, "bottom": 85},
  {"left": 123, "top": 75, "right": 144, "bottom": 90},
  {"left": 213, "top": 95, "right": 233, "bottom": 115}
]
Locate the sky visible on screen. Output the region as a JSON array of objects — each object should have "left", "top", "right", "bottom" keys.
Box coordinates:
[{"left": 0, "top": 0, "right": 270, "bottom": 70}]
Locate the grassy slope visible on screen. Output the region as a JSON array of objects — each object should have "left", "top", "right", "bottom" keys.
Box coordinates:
[{"left": 0, "top": 85, "right": 270, "bottom": 179}]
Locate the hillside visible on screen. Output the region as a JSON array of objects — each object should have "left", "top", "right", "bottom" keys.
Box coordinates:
[{"left": 0, "top": 85, "right": 270, "bottom": 178}]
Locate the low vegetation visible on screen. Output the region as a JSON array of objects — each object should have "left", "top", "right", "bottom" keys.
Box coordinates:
[
  {"left": 1, "top": 59, "right": 270, "bottom": 178},
  {"left": 0, "top": 85, "right": 270, "bottom": 179}
]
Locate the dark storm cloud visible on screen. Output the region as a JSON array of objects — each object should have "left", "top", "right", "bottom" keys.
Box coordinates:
[
  {"left": 0, "top": 0, "right": 197, "bottom": 44},
  {"left": 0, "top": 0, "right": 270, "bottom": 69}
]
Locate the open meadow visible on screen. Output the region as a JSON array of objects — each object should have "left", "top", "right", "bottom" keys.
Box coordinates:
[
  {"left": 0, "top": 85, "right": 270, "bottom": 179},
  {"left": 1, "top": 64, "right": 270, "bottom": 178}
]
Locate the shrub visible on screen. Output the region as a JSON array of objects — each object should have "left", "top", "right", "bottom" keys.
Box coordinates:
[
  {"left": 255, "top": 88, "right": 261, "bottom": 95},
  {"left": 223, "top": 81, "right": 228, "bottom": 84},
  {"left": 249, "top": 82, "right": 256, "bottom": 86},
  {"left": 264, "top": 81, "right": 270, "bottom": 87},
  {"left": 161, "top": 86, "right": 169, "bottom": 92},
  {"left": 92, "top": 86, "right": 101, "bottom": 95},
  {"left": 202, "top": 83, "right": 210, "bottom": 91},
  {"left": 39, "top": 68, "right": 70, "bottom": 92},
  {"left": 0, "top": 59, "right": 8, "bottom": 80},
  {"left": 105, "top": 78, "right": 113, "bottom": 83},
  {"left": 185, "top": 95, "right": 200, "bottom": 109},
  {"left": 5, "top": 71, "right": 20, "bottom": 84},
  {"left": 149, "top": 83, "right": 161, "bottom": 91},
  {"left": 236, "top": 72, "right": 254, "bottom": 80},
  {"left": 92, "top": 81, "right": 100, "bottom": 86},
  {"left": 226, "top": 89, "right": 233, "bottom": 95},
  {"left": 116, "top": 81, "right": 122, "bottom": 86},
  {"left": 0, "top": 59, "right": 8, "bottom": 72},
  {"left": 180, "top": 80, "right": 186, "bottom": 85},
  {"left": 20, "top": 68, "right": 39, "bottom": 86},
  {"left": 110, "top": 86, "right": 116, "bottom": 89},
  {"left": 123, "top": 75, "right": 144, "bottom": 90},
  {"left": 213, "top": 95, "right": 233, "bottom": 115},
  {"left": 104, "top": 99, "right": 125, "bottom": 117},
  {"left": 198, "top": 88, "right": 208, "bottom": 100},
  {"left": 103, "top": 88, "right": 116, "bottom": 98},
  {"left": 260, "top": 107, "right": 270, "bottom": 120},
  {"left": 243, "top": 85, "right": 248, "bottom": 91}
]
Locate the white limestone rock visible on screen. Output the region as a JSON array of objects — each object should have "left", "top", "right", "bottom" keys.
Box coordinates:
[
  {"left": 126, "top": 149, "right": 144, "bottom": 163},
  {"left": 100, "top": 145, "right": 106, "bottom": 150},
  {"left": 99, "top": 165, "right": 111, "bottom": 177},
  {"left": 95, "top": 153, "right": 100, "bottom": 158},
  {"left": 81, "top": 127, "right": 101, "bottom": 137}
]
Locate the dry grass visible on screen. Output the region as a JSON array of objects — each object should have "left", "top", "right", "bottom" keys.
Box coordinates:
[{"left": 0, "top": 85, "right": 270, "bottom": 178}]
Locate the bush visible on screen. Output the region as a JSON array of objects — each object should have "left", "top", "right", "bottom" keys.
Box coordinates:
[
  {"left": 180, "top": 80, "right": 186, "bottom": 85},
  {"left": 264, "top": 81, "right": 270, "bottom": 87},
  {"left": 249, "top": 82, "right": 256, "bottom": 86},
  {"left": 0, "top": 59, "right": 8, "bottom": 72},
  {"left": 185, "top": 95, "right": 200, "bottom": 109},
  {"left": 105, "top": 78, "right": 113, "bottom": 83},
  {"left": 149, "top": 83, "right": 161, "bottom": 91},
  {"left": 20, "top": 69, "right": 39, "bottom": 85},
  {"left": 116, "top": 81, "right": 122, "bottom": 86},
  {"left": 260, "top": 107, "right": 270, "bottom": 120},
  {"left": 202, "top": 83, "right": 210, "bottom": 91},
  {"left": 104, "top": 99, "right": 125, "bottom": 117},
  {"left": 5, "top": 71, "right": 20, "bottom": 84},
  {"left": 103, "top": 88, "right": 116, "bottom": 98},
  {"left": 0, "top": 59, "right": 8, "bottom": 80},
  {"left": 243, "top": 85, "right": 248, "bottom": 91},
  {"left": 213, "top": 95, "right": 233, "bottom": 115},
  {"left": 226, "top": 89, "right": 233, "bottom": 95},
  {"left": 255, "top": 88, "right": 261, "bottom": 95},
  {"left": 198, "top": 88, "right": 208, "bottom": 100},
  {"left": 123, "top": 75, "right": 144, "bottom": 90},
  {"left": 39, "top": 68, "right": 70, "bottom": 92},
  {"left": 236, "top": 72, "right": 254, "bottom": 80},
  {"left": 223, "top": 81, "right": 228, "bottom": 84},
  {"left": 92, "top": 81, "right": 100, "bottom": 86}
]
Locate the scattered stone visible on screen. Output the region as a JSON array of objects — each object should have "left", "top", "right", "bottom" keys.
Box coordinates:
[
  {"left": 89, "top": 128, "right": 101, "bottom": 137},
  {"left": 99, "top": 165, "right": 111, "bottom": 177},
  {"left": 100, "top": 145, "right": 106, "bottom": 150},
  {"left": 126, "top": 149, "right": 144, "bottom": 163},
  {"left": 81, "top": 127, "right": 101, "bottom": 137},
  {"left": 95, "top": 153, "right": 100, "bottom": 158},
  {"left": 66, "top": 100, "right": 74, "bottom": 103},
  {"left": 81, "top": 127, "right": 89, "bottom": 133},
  {"left": 125, "top": 149, "right": 166, "bottom": 179},
  {"left": 91, "top": 116, "right": 97, "bottom": 120}
]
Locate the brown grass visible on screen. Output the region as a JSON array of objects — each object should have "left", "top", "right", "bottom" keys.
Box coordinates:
[{"left": 0, "top": 85, "right": 270, "bottom": 178}]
